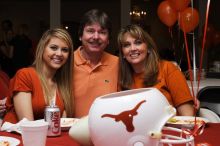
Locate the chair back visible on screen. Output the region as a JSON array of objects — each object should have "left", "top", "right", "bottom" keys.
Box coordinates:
[
  {"left": 0, "top": 70, "right": 10, "bottom": 100},
  {"left": 198, "top": 108, "right": 220, "bottom": 123},
  {"left": 197, "top": 86, "right": 220, "bottom": 116},
  {"left": 0, "top": 71, "right": 10, "bottom": 87}
]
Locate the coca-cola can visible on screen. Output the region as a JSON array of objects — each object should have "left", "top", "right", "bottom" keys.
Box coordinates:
[{"left": 44, "top": 105, "right": 61, "bottom": 136}]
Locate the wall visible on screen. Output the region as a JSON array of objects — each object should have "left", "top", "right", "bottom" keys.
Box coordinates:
[
  {"left": 0, "top": 0, "right": 120, "bottom": 54},
  {"left": 0, "top": 1, "right": 49, "bottom": 42},
  {"left": 1, "top": 0, "right": 219, "bottom": 61}
]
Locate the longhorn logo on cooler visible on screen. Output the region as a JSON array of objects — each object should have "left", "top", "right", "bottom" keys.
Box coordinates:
[{"left": 101, "top": 100, "right": 146, "bottom": 132}]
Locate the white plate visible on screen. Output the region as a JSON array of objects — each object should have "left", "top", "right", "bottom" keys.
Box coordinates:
[
  {"left": 0, "top": 136, "right": 20, "bottom": 146},
  {"left": 61, "top": 118, "right": 79, "bottom": 131},
  {"left": 166, "top": 116, "right": 209, "bottom": 129}
]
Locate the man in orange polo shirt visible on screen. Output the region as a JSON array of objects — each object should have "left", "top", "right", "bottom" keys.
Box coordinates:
[
  {"left": 70, "top": 9, "right": 119, "bottom": 146},
  {"left": 73, "top": 9, "right": 119, "bottom": 118}
]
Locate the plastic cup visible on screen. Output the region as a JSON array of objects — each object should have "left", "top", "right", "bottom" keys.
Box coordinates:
[{"left": 20, "top": 120, "right": 49, "bottom": 146}]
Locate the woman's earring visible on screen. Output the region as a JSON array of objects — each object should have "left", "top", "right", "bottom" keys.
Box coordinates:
[
  {"left": 123, "top": 56, "right": 126, "bottom": 58},
  {"left": 79, "top": 38, "right": 82, "bottom": 41},
  {"left": 147, "top": 50, "right": 151, "bottom": 54}
]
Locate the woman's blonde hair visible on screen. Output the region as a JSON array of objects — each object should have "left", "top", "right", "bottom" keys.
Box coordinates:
[
  {"left": 33, "top": 28, "right": 74, "bottom": 117},
  {"left": 117, "top": 24, "right": 160, "bottom": 90}
]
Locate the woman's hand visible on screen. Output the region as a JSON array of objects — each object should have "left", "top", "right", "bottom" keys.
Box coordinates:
[
  {"left": 0, "top": 98, "right": 7, "bottom": 118},
  {"left": 0, "top": 104, "right": 6, "bottom": 117}
]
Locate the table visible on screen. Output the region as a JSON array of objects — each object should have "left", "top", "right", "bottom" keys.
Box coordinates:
[
  {"left": 0, "top": 131, "right": 80, "bottom": 146},
  {"left": 194, "top": 123, "right": 220, "bottom": 145},
  {"left": 187, "top": 78, "right": 220, "bottom": 95},
  {"left": 1, "top": 123, "right": 220, "bottom": 146}
]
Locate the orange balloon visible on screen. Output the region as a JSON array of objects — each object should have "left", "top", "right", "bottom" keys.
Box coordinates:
[
  {"left": 179, "top": 7, "right": 199, "bottom": 33},
  {"left": 157, "top": 0, "right": 178, "bottom": 27},
  {"left": 213, "top": 31, "right": 220, "bottom": 46},
  {"left": 205, "top": 24, "right": 215, "bottom": 48},
  {"left": 168, "top": 0, "right": 190, "bottom": 11},
  {"left": 205, "top": 36, "right": 212, "bottom": 48},
  {"left": 206, "top": 23, "right": 215, "bottom": 37}
]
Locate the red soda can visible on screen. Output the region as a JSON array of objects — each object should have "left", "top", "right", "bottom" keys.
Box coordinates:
[{"left": 44, "top": 105, "right": 61, "bottom": 136}]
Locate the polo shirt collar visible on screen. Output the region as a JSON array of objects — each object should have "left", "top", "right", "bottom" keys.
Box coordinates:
[{"left": 74, "top": 46, "right": 109, "bottom": 66}]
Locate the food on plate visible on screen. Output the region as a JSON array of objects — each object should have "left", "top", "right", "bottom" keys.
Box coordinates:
[
  {"left": 0, "top": 137, "right": 20, "bottom": 146},
  {"left": 62, "top": 118, "right": 76, "bottom": 126},
  {"left": 61, "top": 118, "right": 79, "bottom": 131},
  {"left": 166, "top": 116, "right": 208, "bottom": 129},
  {"left": 0, "top": 141, "right": 10, "bottom": 146},
  {"left": 167, "top": 117, "right": 206, "bottom": 125}
]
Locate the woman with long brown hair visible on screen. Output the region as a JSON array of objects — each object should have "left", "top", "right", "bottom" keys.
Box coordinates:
[{"left": 118, "top": 24, "right": 195, "bottom": 116}]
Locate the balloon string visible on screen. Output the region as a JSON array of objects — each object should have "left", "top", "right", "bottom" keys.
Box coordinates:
[
  {"left": 183, "top": 32, "right": 196, "bottom": 100},
  {"left": 169, "top": 27, "right": 172, "bottom": 36},
  {"left": 169, "top": 27, "right": 176, "bottom": 53},
  {"left": 182, "top": 120, "right": 206, "bottom": 137},
  {"left": 197, "top": 0, "right": 211, "bottom": 95}
]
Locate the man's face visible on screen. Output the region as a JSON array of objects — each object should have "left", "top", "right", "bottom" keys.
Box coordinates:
[{"left": 80, "top": 23, "right": 109, "bottom": 54}]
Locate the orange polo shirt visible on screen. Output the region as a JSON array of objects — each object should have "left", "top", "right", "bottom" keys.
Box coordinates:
[
  {"left": 132, "top": 60, "right": 193, "bottom": 108},
  {"left": 74, "top": 47, "right": 119, "bottom": 117},
  {"left": 3, "top": 67, "right": 65, "bottom": 123}
]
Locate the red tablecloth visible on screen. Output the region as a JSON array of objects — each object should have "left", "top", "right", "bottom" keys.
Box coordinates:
[
  {"left": 1, "top": 123, "right": 220, "bottom": 146},
  {"left": 0, "top": 131, "right": 80, "bottom": 146},
  {"left": 194, "top": 123, "right": 220, "bottom": 146}
]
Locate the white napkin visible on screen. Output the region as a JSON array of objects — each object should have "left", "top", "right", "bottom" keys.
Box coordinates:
[{"left": 0, "top": 118, "right": 29, "bottom": 134}]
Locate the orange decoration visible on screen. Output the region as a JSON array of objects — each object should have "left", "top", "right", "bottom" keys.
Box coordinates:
[
  {"left": 213, "top": 31, "right": 220, "bottom": 46},
  {"left": 204, "top": 24, "right": 215, "bottom": 48},
  {"left": 179, "top": 7, "right": 199, "bottom": 33},
  {"left": 168, "top": 0, "right": 190, "bottom": 11},
  {"left": 157, "top": 0, "right": 178, "bottom": 27}
]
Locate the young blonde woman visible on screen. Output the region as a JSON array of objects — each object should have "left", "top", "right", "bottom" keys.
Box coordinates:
[{"left": 3, "top": 28, "right": 74, "bottom": 123}]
